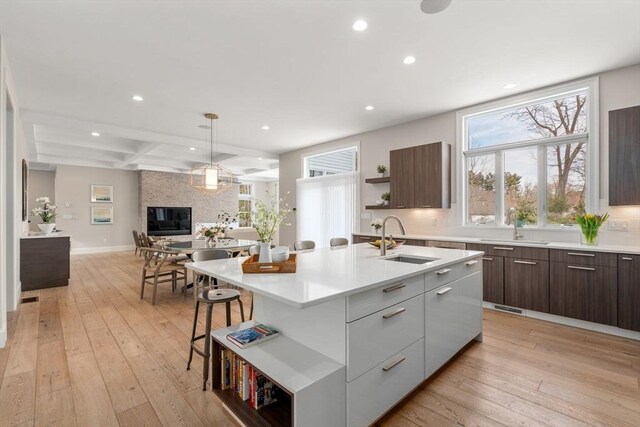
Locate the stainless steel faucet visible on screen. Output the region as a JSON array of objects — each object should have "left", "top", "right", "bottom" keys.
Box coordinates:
[
  {"left": 508, "top": 207, "right": 524, "bottom": 240},
  {"left": 380, "top": 215, "right": 407, "bottom": 256}
]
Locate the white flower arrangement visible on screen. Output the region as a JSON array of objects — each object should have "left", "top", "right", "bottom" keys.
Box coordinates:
[
  {"left": 371, "top": 218, "right": 383, "bottom": 232},
  {"left": 31, "top": 196, "right": 57, "bottom": 223},
  {"left": 252, "top": 191, "right": 292, "bottom": 243}
]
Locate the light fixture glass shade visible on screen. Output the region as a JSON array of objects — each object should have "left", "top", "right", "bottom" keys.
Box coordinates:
[
  {"left": 190, "top": 163, "right": 233, "bottom": 194},
  {"left": 420, "top": 0, "right": 452, "bottom": 14}
]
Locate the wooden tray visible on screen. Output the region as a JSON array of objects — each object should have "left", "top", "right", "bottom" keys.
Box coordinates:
[{"left": 242, "top": 254, "right": 297, "bottom": 274}]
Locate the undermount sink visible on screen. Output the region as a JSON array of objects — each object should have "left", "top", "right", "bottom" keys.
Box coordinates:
[
  {"left": 480, "top": 238, "right": 549, "bottom": 245},
  {"left": 383, "top": 255, "right": 439, "bottom": 265}
]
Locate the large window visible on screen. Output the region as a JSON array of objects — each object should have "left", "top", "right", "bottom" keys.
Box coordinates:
[
  {"left": 460, "top": 79, "right": 597, "bottom": 227},
  {"left": 238, "top": 184, "right": 253, "bottom": 227}
]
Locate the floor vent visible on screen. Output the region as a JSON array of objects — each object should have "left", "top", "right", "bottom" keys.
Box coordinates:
[
  {"left": 21, "top": 296, "right": 39, "bottom": 304},
  {"left": 494, "top": 304, "right": 523, "bottom": 315}
]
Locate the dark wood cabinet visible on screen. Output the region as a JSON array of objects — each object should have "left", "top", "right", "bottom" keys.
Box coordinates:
[
  {"left": 20, "top": 236, "right": 70, "bottom": 290},
  {"left": 505, "top": 258, "right": 550, "bottom": 313},
  {"left": 390, "top": 142, "right": 450, "bottom": 209},
  {"left": 609, "top": 105, "right": 640, "bottom": 206},
  {"left": 618, "top": 254, "right": 640, "bottom": 332},
  {"left": 481, "top": 255, "right": 504, "bottom": 304},
  {"left": 550, "top": 262, "right": 617, "bottom": 326},
  {"left": 352, "top": 235, "right": 374, "bottom": 244}
]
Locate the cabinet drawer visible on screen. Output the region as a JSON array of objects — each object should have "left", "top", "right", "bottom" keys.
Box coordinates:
[
  {"left": 347, "top": 274, "right": 424, "bottom": 322},
  {"left": 352, "top": 234, "right": 375, "bottom": 244},
  {"left": 404, "top": 239, "right": 427, "bottom": 247},
  {"left": 427, "top": 240, "right": 466, "bottom": 250},
  {"left": 425, "top": 257, "right": 482, "bottom": 292},
  {"left": 347, "top": 338, "right": 425, "bottom": 427},
  {"left": 550, "top": 249, "right": 617, "bottom": 267},
  {"left": 504, "top": 259, "right": 549, "bottom": 313},
  {"left": 467, "top": 243, "right": 549, "bottom": 261},
  {"left": 618, "top": 254, "right": 640, "bottom": 332},
  {"left": 425, "top": 272, "right": 483, "bottom": 378},
  {"left": 347, "top": 294, "right": 424, "bottom": 382}
]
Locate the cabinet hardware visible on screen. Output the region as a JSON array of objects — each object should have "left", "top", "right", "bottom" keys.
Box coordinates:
[
  {"left": 465, "top": 260, "right": 479, "bottom": 266},
  {"left": 359, "top": 237, "right": 371, "bottom": 241},
  {"left": 396, "top": 205, "right": 406, "bottom": 208},
  {"left": 422, "top": 205, "right": 432, "bottom": 208},
  {"left": 382, "top": 307, "right": 406, "bottom": 319},
  {"left": 436, "top": 287, "right": 452, "bottom": 295},
  {"left": 436, "top": 268, "right": 452, "bottom": 275},
  {"left": 567, "top": 252, "right": 595, "bottom": 257},
  {"left": 482, "top": 257, "right": 494, "bottom": 261},
  {"left": 493, "top": 247, "right": 514, "bottom": 251},
  {"left": 621, "top": 257, "right": 633, "bottom": 261},
  {"left": 382, "top": 283, "right": 406, "bottom": 293},
  {"left": 382, "top": 356, "right": 406, "bottom": 372},
  {"left": 514, "top": 260, "right": 537, "bottom": 265},
  {"left": 568, "top": 265, "right": 596, "bottom": 271}
]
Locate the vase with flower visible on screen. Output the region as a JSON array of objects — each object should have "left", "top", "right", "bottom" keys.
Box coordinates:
[
  {"left": 575, "top": 212, "right": 609, "bottom": 245},
  {"left": 31, "top": 196, "right": 57, "bottom": 234},
  {"left": 371, "top": 218, "right": 383, "bottom": 234},
  {"left": 252, "top": 191, "right": 292, "bottom": 263}
]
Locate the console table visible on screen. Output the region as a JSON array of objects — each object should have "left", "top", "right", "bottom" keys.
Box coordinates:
[{"left": 20, "top": 233, "right": 71, "bottom": 290}]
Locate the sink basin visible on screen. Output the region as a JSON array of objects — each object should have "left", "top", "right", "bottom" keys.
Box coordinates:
[
  {"left": 383, "top": 255, "right": 439, "bottom": 265},
  {"left": 480, "top": 238, "right": 549, "bottom": 245}
]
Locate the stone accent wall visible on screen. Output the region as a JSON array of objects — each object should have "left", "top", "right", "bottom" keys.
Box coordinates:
[{"left": 139, "top": 170, "right": 239, "bottom": 236}]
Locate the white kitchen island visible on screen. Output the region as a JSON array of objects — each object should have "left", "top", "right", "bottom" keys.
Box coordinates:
[{"left": 188, "top": 244, "right": 484, "bottom": 427}]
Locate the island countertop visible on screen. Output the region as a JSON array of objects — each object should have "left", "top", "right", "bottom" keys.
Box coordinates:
[{"left": 187, "top": 244, "right": 482, "bottom": 308}]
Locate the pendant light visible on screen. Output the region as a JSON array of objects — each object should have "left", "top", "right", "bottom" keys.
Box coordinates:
[
  {"left": 190, "top": 113, "right": 233, "bottom": 194},
  {"left": 420, "top": 0, "right": 452, "bottom": 14}
]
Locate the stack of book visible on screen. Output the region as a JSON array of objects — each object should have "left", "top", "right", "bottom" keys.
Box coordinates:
[
  {"left": 226, "top": 324, "right": 279, "bottom": 348},
  {"left": 220, "top": 348, "right": 280, "bottom": 409}
]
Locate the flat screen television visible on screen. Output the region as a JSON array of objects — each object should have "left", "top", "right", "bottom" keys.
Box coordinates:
[{"left": 147, "top": 207, "right": 192, "bottom": 236}]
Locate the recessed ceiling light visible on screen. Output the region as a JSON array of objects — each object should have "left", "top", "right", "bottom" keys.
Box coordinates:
[
  {"left": 198, "top": 124, "right": 211, "bottom": 129},
  {"left": 258, "top": 157, "right": 263, "bottom": 160},
  {"left": 403, "top": 56, "right": 416, "bottom": 65},
  {"left": 503, "top": 83, "right": 517, "bottom": 89},
  {"left": 132, "top": 95, "right": 144, "bottom": 102},
  {"left": 189, "top": 147, "right": 196, "bottom": 151},
  {"left": 352, "top": 20, "right": 368, "bottom": 32},
  {"left": 365, "top": 105, "right": 374, "bottom": 111},
  {"left": 262, "top": 125, "right": 270, "bottom": 130},
  {"left": 91, "top": 132, "right": 100, "bottom": 137}
]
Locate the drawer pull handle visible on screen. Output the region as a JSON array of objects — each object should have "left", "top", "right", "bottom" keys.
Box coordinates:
[
  {"left": 359, "top": 237, "right": 371, "bottom": 241},
  {"left": 382, "top": 307, "right": 406, "bottom": 319},
  {"left": 436, "top": 268, "right": 452, "bottom": 275},
  {"left": 382, "top": 283, "right": 406, "bottom": 293},
  {"left": 514, "top": 260, "right": 537, "bottom": 265},
  {"left": 568, "top": 265, "right": 596, "bottom": 271},
  {"left": 465, "top": 260, "right": 479, "bottom": 266},
  {"left": 437, "top": 287, "right": 452, "bottom": 296},
  {"left": 493, "top": 247, "right": 514, "bottom": 251},
  {"left": 483, "top": 257, "right": 494, "bottom": 261},
  {"left": 396, "top": 205, "right": 406, "bottom": 208},
  {"left": 567, "top": 252, "right": 595, "bottom": 257},
  {"left": 382, "top": 356, "right": 406, "bottom": 372},
  {"left": 621, "top": 257, "right": 633, "bottom": 261},
  {"left": 422, "top": 205, "right": 432, "bottom": 208}
]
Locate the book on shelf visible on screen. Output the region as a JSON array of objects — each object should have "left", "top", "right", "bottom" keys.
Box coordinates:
[{"left": 226, "top": 324, "right": 279, "bottom": 349}]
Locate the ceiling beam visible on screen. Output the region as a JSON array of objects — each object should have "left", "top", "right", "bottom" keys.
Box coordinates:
[
  {"left": 116, "top": 142, "right": 161, "bottom": 168},
  {"left": 38, "top": 154, "right": 117, "bottom": 169},
  {"left": 37, "top": 143, "right": 125, "bottom": 162},
  {"left": 33, "top": 131, "right": 138, "bottom": 154}
]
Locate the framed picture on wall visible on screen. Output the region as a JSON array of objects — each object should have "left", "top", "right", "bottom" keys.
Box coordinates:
[
  {"left": 91, "top": 184, "right": 113, "bottom": 203},
  {"left": 91, "top": 206, "right": 114, "bottom": 225}
]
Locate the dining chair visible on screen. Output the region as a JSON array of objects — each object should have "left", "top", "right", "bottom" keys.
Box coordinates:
[
  {"left": 330, "top": 237, "right": 349, "bottom": 247},
  {"left": 132, "top": 230, "right": 142, "bottom": 255},
  {"left": 190, "top": 249, "right": 230, "bottom": 305},
  {"left": 248, "top": 244, "right": 260, "bottom": 255},
  {"left": 294, "top": 240, "right": 316, "bottom": 251},
  {"left": 139, "top": 247, "right": 188, "bottom": 305}
]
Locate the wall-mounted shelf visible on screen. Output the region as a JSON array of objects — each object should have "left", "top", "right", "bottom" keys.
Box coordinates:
[
  {"left": 365, "top": 177, "right": 391, "bottom": 184},
  {"left": 365, "top": 205, "right": 391, "bottom": 210}
]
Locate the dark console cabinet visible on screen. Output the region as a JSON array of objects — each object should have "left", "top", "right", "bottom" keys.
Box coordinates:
[{"left": 20, "top": 236, "right": 71, "bottom": 291}]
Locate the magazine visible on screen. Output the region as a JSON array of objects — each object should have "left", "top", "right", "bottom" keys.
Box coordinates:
[{"left": 226, "top": 324, "right": 279, "bottom": 349}]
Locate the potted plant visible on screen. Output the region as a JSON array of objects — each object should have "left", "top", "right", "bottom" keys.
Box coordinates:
[
  {"left": 371, "top": 218, "right": 383, "bottom": 234},
  {"left": 575, "top": 212, "right": 609, "bottom": 245},
  {"left": 31, "top": 196, "right": 57, "bottom": 234},
  {"left": 377, "top": 165, "right": 387, "bottom": 178},
  {"left": 252, "top": 191, "right": 292, "bottom": 262},
  {"left": 381, "top": 192, "right": 390, "bottom": 206}
]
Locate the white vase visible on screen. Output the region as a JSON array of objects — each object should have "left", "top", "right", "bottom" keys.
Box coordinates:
[
  {"left": 38, "top": 223, "right": 56, "bottom": 234},
  {"left": 258, "top": 242, "right": 272, "bottom": 263}
]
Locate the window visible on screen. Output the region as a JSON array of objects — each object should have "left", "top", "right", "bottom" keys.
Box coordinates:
[
  {"left": 238, "top": 184, "right": 253, "bottom": 227},
  {"left": 460, "top": 79, "right": 597, "bottom": 227},
  {"left": 303, "top": 146, "right": 358, "bottom": 178}
]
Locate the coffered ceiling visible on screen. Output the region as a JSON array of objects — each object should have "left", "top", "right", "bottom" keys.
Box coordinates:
[{"left": 1, "top": 1, "right": 638, "bottom": 179}]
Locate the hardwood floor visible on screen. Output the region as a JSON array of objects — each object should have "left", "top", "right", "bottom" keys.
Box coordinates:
[{"left": 0, "top": 251, "right": 638, "bottom": 426}]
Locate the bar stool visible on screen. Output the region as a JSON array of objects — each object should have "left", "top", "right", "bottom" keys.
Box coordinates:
[{"left": 187, "top": 288, "right": 245, "bottom": 390}]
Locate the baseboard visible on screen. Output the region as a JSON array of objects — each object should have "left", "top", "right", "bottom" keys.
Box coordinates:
[
  {"left": 483, "top": 302, "right": 640, "bottom": 341},
  {"left": 71, "top": 245, "right": 135, "bottom": 255}
]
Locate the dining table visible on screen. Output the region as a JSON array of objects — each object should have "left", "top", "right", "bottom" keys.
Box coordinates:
[{"left": 161, "top": 238, "right": 258, "bottom": 256}]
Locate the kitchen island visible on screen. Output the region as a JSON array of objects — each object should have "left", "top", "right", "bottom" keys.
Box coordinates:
[{"left": 188, "top": 244, "right": 484, "bottom": 427}]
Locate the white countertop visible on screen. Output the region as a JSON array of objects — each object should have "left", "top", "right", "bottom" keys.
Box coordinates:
[
  {"left": 21, "top": 232, "right": 71, "bottom": 239},
  {"left": 353, "top": 232, "right": 640, "bottom": 255},
  {"left": 187, "top": 244, "right": 482, "bottom": 308}
]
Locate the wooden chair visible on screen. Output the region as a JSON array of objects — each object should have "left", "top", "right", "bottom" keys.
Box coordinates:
[
  {"left": 132, "top": 230, "right": 142, "bottom": 255},
  {"left": 139, "top": 247, "right": 187, "bottom": 305},
  {"left": 190, "top": 249, "right": 229, "bottom": 305},
  {"left": 330, "top": 237, "right": 349, "bottom": 247},
  {"left": 294, "top": 240, "right": 316, "bottom": 250}
]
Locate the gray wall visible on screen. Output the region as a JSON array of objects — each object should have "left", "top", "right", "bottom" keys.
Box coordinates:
[
  {"left": 279, "top": 64, "right": 640, "bottom": 247},
  {"left": 27, "top": 170, "right": 55, "bottom": 232}
]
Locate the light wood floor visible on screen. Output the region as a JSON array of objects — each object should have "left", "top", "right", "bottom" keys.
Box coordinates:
[{"left": 0, "top": 251, "right": 638, "bottom": 427}]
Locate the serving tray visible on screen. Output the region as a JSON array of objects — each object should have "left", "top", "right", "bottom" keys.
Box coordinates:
[{"left": 241, "top": 254, "right": 297, "bottom": 274}]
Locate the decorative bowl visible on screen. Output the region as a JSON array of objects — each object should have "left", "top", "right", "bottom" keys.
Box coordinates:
[
  {"left": 271, "top": 246, "right": 290, "bottom": 263},
  {"left": 368, "top": 239, "right": 406, "bottom": 249}
]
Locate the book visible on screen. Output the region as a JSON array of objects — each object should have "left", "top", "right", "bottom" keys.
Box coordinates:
[
  {"left": 226, "top": 324, "right": 279, "bottom": 349},
  {"left": 254, "top": 372, "right": 279, "bottom": 409}
]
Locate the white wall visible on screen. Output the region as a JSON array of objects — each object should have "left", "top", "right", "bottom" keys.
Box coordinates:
[
  {"left": 55, "top": 165, "right": 139, "bottom": 254},
  {"left": 280, "top": 64, "right": 640, "bottom": 248},
  {"left": 27, "top": 170, "right": 55, "bottom": 232}
]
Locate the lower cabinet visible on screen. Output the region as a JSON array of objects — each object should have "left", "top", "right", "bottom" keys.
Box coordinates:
[
  {"left": 504, "top": 258, "right": 549, "bottom": 313},
  {"left": 550, "top": 262, "right": 618, "bottom": 326},
  {"left": 481, "top": 255, "right": 504, "bottom": 304},
  {"left": 424, "top": 272, "right": 482, "bottom": 377},
  {"left": 618, "top": 254, "right": 640, "bottom": 332}
]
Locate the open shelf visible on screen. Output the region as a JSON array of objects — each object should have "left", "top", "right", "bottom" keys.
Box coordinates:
[
  {"left": 365, "top": 205, "right": 391, "bottom": 209},
  {"left": 213, "top": 388, "right": 292, "bottom": 427},
  {"left": 365, "top": 176, "right": 391, "bottom": 183}
]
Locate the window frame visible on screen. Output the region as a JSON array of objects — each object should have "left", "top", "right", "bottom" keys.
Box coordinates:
[
  {"left": 238, "top": 183, "right": 253, "bottom": 227},
  {"left": 456, "top": 77, "right": 599, "bottom": 228},
  {"left": 302, "top": 144, "right": 360, "bottom": 179}
]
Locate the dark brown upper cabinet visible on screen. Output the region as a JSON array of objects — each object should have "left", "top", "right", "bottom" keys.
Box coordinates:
[
  {"left": 609, "top": 105, "right": 640, "bottom": 206},
  {"left": 390, "top": 142, "right": 451, "bottom": 209}
]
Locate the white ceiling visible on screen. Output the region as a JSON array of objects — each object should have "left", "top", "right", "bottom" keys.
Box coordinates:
[{"left": 1, "top": 1, "right": 639, "bottom": 177}]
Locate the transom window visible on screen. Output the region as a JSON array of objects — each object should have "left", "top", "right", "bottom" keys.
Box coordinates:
[
  {"left": 303, "top": 146, "right": 358, "bottom": 178},
  {"left": 459, "top": 79, "right": 598, "bottom": 227}
]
